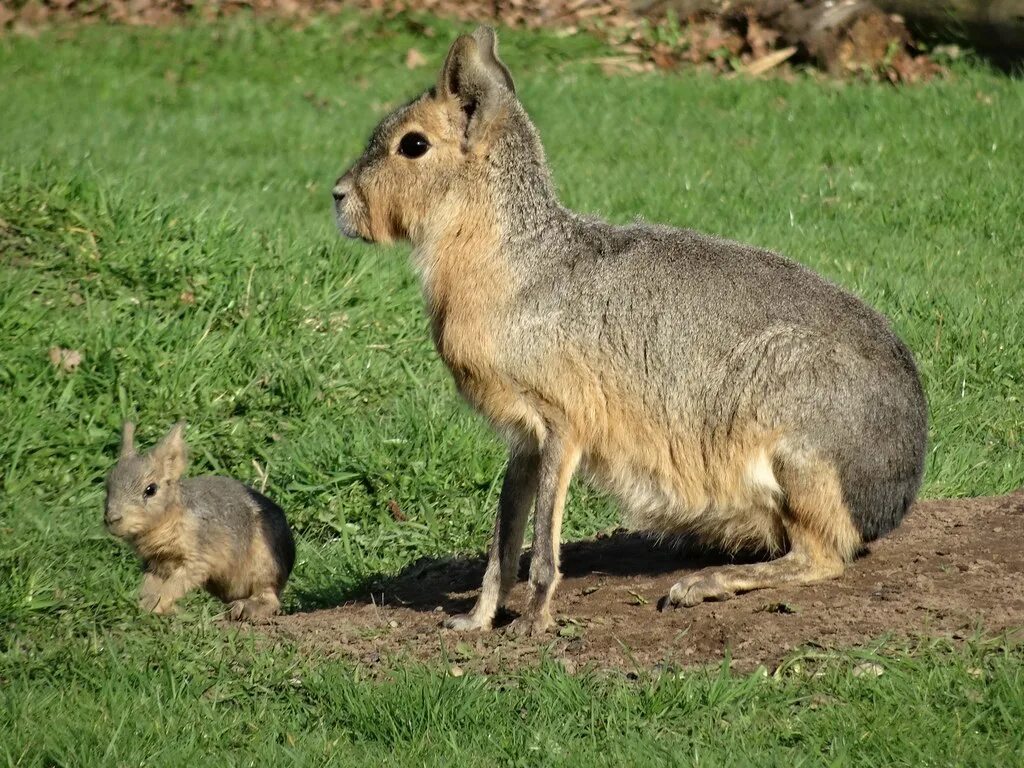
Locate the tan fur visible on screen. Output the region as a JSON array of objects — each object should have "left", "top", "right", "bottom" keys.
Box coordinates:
[
  {"left": 667, "top": 468, "right": 855, "bottom": 607},
  {"left": 124, "top": 509, "right": 285, "bottom": 619},
  {"left": 417, "top": 197, "right": 504, "bottom": 383},
  {"left": 472, "top": 346, "right": 791, "bottom": 555},
  {"left": 131, "top": 503, "right": 194, "bottom": 568}
]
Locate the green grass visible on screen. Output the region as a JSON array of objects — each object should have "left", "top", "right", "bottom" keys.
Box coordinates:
[
  {"left": 5, "top": 630, "right": 1023, "bottom": 766},
  {"left": 1, "top": 12, "right": 1022, "bottom": 765}
]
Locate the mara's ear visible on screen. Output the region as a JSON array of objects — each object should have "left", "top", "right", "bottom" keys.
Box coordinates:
[
  {"left": 152, "top": 421, "right": 188, "bottom": 480},
  {"left": 120, "top": 422, "right": 136, "bottom": 459},
  {"left": 437, "top": 26, "right": 516, "bottom": 146}
]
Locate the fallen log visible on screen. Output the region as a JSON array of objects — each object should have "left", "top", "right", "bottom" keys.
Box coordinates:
[
  {"left": 875, "top": 0, "right": 1024, "bottom": 64},
  {"left": 636, "top": 0, "right": 1024, "bottom": 63},
  {"left": 634, "top": 0, "right": 942, "bottom": 79}
]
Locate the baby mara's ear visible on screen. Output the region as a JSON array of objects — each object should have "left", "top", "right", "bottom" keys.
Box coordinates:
[
  {"left": 120, "top": 421, "right": 136, "bottom": 459},
  {"left": 151, "top": 421, "right": 189, "bottom": 480},
  {"left": 437, "top": 26, "right": 516, "bottom": 148}
]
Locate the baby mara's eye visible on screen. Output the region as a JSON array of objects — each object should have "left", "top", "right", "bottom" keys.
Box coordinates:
[
  {"left": 397, "top": 132, "right": 430, "bottom": 159},
  {"left": 143, "top": 483, "right": 158, "bottom": 499}
]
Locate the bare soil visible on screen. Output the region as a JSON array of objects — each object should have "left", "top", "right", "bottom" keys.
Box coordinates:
[{"left": 264, "top": 490, "right": 1024, "bottom": 673}]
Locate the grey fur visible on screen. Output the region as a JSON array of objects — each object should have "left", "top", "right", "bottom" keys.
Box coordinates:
[
  {"left": 472, "top": 85, "right": 927, "bottom": 545},
  {"left": 178, "top": 477, "right": 296, "bottom": 598}
]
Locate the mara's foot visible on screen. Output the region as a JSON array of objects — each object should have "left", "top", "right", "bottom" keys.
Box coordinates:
[
  {"left": 443, "top": 613, "right": 492, "bottom": 632},
  {"left": 139, "top": 593, "right": 178, "bottom": 615},
  {"left": 659, "top": 569, "right": 734, "bottom": 610},
  {"left": 228, "top": 595, "right": 280, "bottom": 622},
  {"left": 505, "top": 611, "right": 554, "bottom": 638},
  {"left": 659, "top": 554, "right": 846, "bottom": 610}
]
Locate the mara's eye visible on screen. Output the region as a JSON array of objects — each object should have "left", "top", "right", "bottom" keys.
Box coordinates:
[
  {"left": 397, "top": 132, "right": 430, "bottom": 159},
  {"left": 143, "top": 483, "right": 158, "bottom": 499}
]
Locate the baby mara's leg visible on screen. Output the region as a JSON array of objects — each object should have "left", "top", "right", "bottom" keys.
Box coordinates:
[
  {"left": 228, "top": 587, "right": 281, "bottom": 622},
  {"left": 138, "top": 566, "right": 204, "bottom": 615}
]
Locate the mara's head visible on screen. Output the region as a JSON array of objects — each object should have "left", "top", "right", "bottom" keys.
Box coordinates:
[
  {"left": 104, "top": 422, "right": 188, "bottom": 540},
  {"left": 333, "top": 26, "right": 550, "bottom": 246}
]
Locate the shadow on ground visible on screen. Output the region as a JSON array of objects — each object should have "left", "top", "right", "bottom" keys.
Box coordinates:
[
  {"left": 291, "top": 531, "right": 766, "bottom": 615},
  {"left": 264, "top": 490, "right": 1024, "bottom": 673}
]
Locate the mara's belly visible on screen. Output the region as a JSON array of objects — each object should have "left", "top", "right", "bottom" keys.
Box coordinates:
[{"left": 579, "top": 441, "right": 787, "bottom": 554}]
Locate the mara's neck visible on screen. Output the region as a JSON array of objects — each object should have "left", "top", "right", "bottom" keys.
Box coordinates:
[
  {"left": 411, "top": 190, "right": 505, "bottom": 372},
  {"left": 487, "top": 108, "right": 571, "bottom": 246},
  {"left": 132, "top": 500, "right": 188, "bottom": 563},
  {"left": 409, "top": 114, "right": 579, "bottom": 371}
]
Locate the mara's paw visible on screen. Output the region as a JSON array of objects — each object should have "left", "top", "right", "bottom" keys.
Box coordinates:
[
  {"left": 138, "top": 593, "right": 161, "bottom": 613},
  {"left": 139, "top": 594, "right": 176, "bottom": 615},
  {"left": 505, "top": 612, "right": 554, "bottom": 638},
  {"left": 660, "top": 570, "right": 734, "bottom": 610},
  {"left": 444, "top": 613, "right": 492, "bottom": 632},
  {"left": 228, "top": 598, "right": 279, "bottom": 623},
  {"left": 228, "top": 600, "right": 248, "bottom": 621}
]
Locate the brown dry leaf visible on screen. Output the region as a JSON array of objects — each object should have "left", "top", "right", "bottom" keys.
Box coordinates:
[
  {"left": 595, "top": 56, "right": 652, "bottom": 76},
  {"left": 404, "top": 47, "right": 427, "bottom": 70},
  {"left": 48, "top": 346, "right": 83, "bottom": 373},
  {"left": 387, "top": 499, "right": 407, "bottom": 522},
  {"left": 649, "top": 44, "right": 677, "bottom": 71},
  {"left": 885, "top": 51, "right": 943, "bottom": 85},
  {"left": 179, "top": 290, "right": 195, "bottom": 304},
  {"left": 14, "top": 1, "right": 48, "bottom": 26}
]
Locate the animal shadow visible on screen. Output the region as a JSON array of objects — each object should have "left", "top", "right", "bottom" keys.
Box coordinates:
[{"left": 290, "top": 529, "right": 762, "bottom": 616}]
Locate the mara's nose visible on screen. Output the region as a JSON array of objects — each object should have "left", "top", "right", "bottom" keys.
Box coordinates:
[
  {"left": 104, "top": 502, "right": 121, "bottom": 523},
  {"left": 332, "top": 177, "right": 352, "bottom": 203}
]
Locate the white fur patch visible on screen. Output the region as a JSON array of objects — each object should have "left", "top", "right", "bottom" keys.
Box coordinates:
[{"left": 744, "top": 453, "right": 782, "bottom": 502}]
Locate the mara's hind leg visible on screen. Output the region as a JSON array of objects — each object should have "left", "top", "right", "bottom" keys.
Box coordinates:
[
  {"left": 661, "top": 455, "right": 861, "bottom": 609},
  {"left": 228, "top": 588, "right": 281, "bottom": 622}
]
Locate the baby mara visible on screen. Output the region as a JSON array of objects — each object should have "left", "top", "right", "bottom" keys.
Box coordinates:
[
  {"left": 105, "top": 422, "right": 295, "bottom": 621},
  {"left": 333, "top": 28, "right": 928, "bottom": 635}
]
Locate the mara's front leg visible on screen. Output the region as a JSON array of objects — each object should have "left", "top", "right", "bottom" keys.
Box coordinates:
[
  {"left": 507, "top": 432, "right": 581, "bottom": 637},
  {"left": 445, "top": 447, "right": 540, "bottom": 631},
  {"left": 137, "top": 565, "right": 204, "bottom": 615}
]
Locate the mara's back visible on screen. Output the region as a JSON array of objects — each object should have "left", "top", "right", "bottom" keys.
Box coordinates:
[
  {"left": 520, "top": 218, "right": 905, "bottom": 378},
  {"left": 181, "top": 477, "right": 296, "bottom": 593},
  {"left": 510, "top": 217, "right": 927, "bottom": 545}
]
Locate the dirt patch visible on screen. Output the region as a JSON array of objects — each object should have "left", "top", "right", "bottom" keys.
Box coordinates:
[{"left": 263, "top": 490, "right": 1024, "bottom": 673}]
